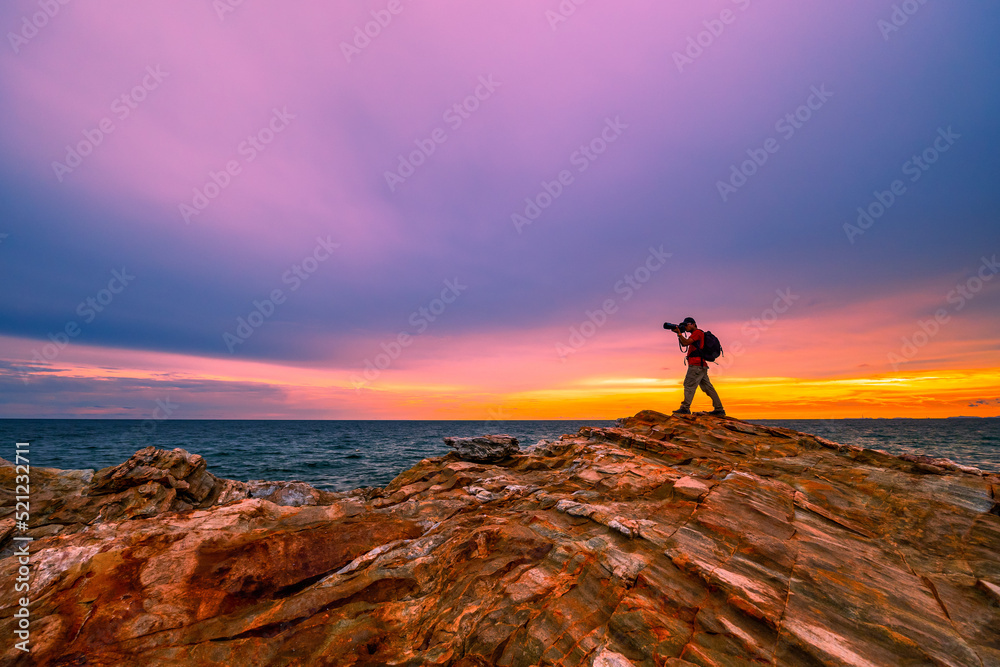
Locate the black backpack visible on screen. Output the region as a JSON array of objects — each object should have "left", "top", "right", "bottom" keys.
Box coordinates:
[{"left": 699, "top": 331, "right": 723, "bottom": 362}]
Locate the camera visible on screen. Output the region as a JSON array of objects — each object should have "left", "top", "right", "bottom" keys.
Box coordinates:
[{"left": 663, "top": 322, "right": 679, "bottom": 332}]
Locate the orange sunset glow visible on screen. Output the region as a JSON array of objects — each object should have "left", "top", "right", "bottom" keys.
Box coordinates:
[
  {"left": 2, "top": 1, "right": 999, "bottom": 421},
  {"left": 5, "top": 297, "right": 998, "bottom": 419}
]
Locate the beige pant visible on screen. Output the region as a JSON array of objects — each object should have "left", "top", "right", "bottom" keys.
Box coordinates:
[{"left": 680, "top": 364, "right": 723, "bottom": 410}]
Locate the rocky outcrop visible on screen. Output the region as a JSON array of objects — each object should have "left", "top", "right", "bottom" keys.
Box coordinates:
[
  {"left": 1, "top": 411, "right": 998, "bottom": 666},
  {"left": 444, "top": 434, "right": 520, "bottom": 462},
  {"left": 0, "top": 446, "right": 345, "bottom": 545}
]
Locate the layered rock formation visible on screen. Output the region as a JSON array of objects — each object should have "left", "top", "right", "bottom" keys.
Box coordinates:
[
  {"left": 0, "top": 445, "right": 345, "bottom": 545},
  {"left": 1, "top": 411, "right": 998, "bottom": 666},
  {"left": 444, "top": 435, "right": 521, "bottom": 462}
]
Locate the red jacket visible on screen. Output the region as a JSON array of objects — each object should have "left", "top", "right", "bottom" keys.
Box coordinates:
[{"left": 683, "top": 329, "right": 707, "bottom": 367}]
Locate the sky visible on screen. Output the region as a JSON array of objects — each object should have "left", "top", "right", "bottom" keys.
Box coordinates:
[{"left": 0, "top": 0, "right": 998, "bottom": 419}]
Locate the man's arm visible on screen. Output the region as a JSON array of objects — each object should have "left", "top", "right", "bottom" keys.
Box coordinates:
[{"left": 677, "top": 331, "right": 702, "bottom": 349}]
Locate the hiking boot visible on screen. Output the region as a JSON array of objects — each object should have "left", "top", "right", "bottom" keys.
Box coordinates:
[
  {"left": 708, "top": 408, "right": 726, "bottom": 417},
  {"left": 672, "top": 407, "right": 691, "bottom": 415}
]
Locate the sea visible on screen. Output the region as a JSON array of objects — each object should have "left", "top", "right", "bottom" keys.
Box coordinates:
[{"left": 1, "top": 418, "right": 997, "bottom": 493}]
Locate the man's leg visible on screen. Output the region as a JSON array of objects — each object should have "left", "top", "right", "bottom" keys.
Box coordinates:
[
  {"left": 699, "top": 368, "right": 724, "bottom": 410},
  {"left": 679, "top": 365, "right": 704, "bottom": 410}
]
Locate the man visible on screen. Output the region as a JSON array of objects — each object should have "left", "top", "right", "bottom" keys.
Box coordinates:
[{"left": 672, "top": 317, "right": 725, "bottom": 416}]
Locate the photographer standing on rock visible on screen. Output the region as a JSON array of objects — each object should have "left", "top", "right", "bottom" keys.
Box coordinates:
[{"left": 666, "top": 317, "right": 726, "bottom": 416}]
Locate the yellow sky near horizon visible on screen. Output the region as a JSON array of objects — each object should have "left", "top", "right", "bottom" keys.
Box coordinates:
[
  {"left": 349, "top": 369, "right": 1000, "bottom": 420},
  {"left": 4, "top": 328, "right": 998, "bottom": 419}
]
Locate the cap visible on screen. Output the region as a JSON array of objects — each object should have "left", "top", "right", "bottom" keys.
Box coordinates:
[{"left": 681, "top": 317, "right": 696, "bottom": 326}]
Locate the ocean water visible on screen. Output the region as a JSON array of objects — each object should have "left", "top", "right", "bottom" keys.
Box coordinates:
[
  {"left": 752, "top": 418, "right": 1000, "bottom": 472},
  {"left": 0, "top": 420, "right": 615, "bottom": 493},
  {"left": 1, "top": 418, "right": 997, "bottom": 492}
]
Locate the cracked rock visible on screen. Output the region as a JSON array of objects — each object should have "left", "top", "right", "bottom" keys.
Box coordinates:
[{"left": 443, "top": 434, "right": 520, "bottom": 462}]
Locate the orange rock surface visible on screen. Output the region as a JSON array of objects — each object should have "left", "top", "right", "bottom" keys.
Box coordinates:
[{"left": 2, "top": 411, "right": 999, "bottom": 666}]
